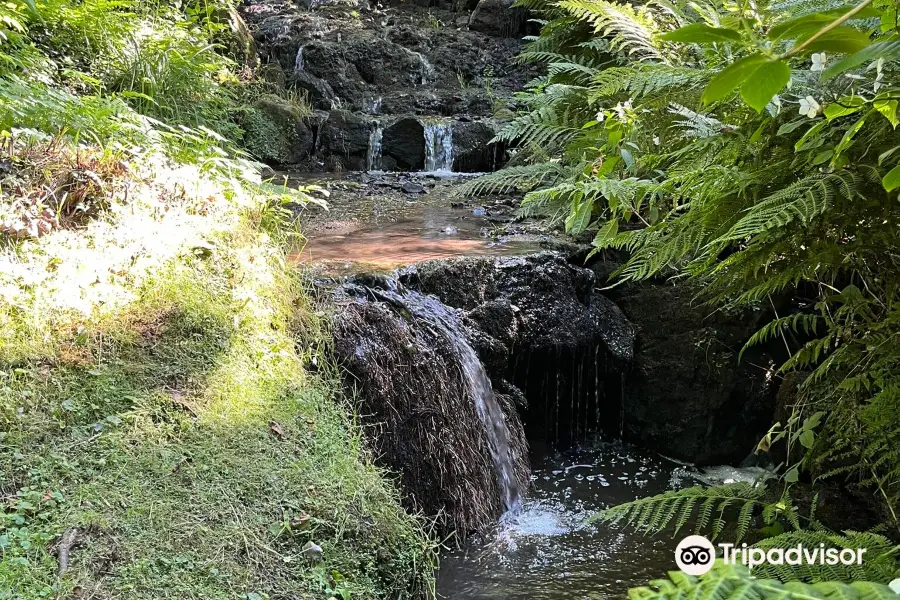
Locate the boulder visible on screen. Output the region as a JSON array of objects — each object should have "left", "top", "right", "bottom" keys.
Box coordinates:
[
  {"left": 239, "top": 97, "right": 314, "bottom": 167},
  {"left": 451, "top": 120, "right": 501, "bottom": 172},
  {"left": 402, "top": 253, "right": 635, "bottom": 445},
  {"left": 319, "top": 110, "right": 373, "bottom": 171},
  {"left": 382, "top": 117, "right": 426, "bottom": 171},
  {"left": 468, "top": 0, "right": 527, "bottom": 37},
  {"left": 289, "top": 70, "right": 337, "bottom": 111},
  {"left": 599, "top": 270, "right": 781, "bottom": 465}
]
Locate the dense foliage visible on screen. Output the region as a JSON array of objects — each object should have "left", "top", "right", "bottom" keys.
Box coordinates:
[
  {"left": 474, "top": 0, "right": 899, "bottom": 536},
  {"left": 469, "top": 0, "right": 900, "bottom": 589}
]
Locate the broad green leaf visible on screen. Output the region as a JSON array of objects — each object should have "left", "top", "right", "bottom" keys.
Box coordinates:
[
  {"left": 768, "top": 5, "right": 881, "bottom": 40},
  {"left": 777, "top": 119, "right": 808, "bottom": 135},
  {"left": 821, "top": 37, "right": 900, "bottom": 79},
  {"left": 823, "top": 96, "right": 865, "bottom": 120},
  {"left": 795, "top": 120, "right": 827, "bottom": 151},
  {"left": 784, "top": 465, "right": 800, "bottom": 483},
  {"left": 883, "top": 164, "right": 900, "bottom": 192},
  {"left": 661, "top": 23, "right": 742, "bottom": 43},
  {"left": 701, "top": 53, "right": 768, "bottom": 105},
  {"left": 798, "top": 429, "right": 815, "bottom": 449},
  {"left": 832, "top": 110, "right": 870, "bottom": 158},
  {"left": 811, "top": 149, "right": 834, "bottom": 165},
  {"left": 740, "top": 60, "right": 791, "bottom": 113},
  {"left": 874, "top": 99, "right": 898, "bottom": 128},
  {"left": 789, "top": 27, "right": 872, "bottom": 56}
]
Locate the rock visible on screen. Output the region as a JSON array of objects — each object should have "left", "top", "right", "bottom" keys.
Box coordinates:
[
  {"left": 239, "top": 97, "right": 314, "bottom": 167},
  {"left": 468, "top": 0, "right": 527, "bottom": 37},
  {"left": 599, "top": 269, "right": 781, "bottom": 465},
  {"left": 289, "top": 70, "right": 337, "bottom": 110},
  {"left": 401, "top": 181, "right": 425, "bottom": 194},
  {"left": 452, "top": 120, "right": 502, "bottom": 172},
  {"left": 382, "top": 117, "right": 425, "bottom": 170},
  {"left": 402, "top": 253, "right": 635, "bottom": 445},
  {"left": 222, "top": 5, "right": 258, "bottom": 67},
  {"left": 301, "top": 541, "right": 323, "bottom": 563},
  {"left": 319, "top": 110, "right": 373, "bottom": 171}
]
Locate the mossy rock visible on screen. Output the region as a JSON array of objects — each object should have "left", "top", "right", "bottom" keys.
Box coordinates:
[{"left": 237, "top": 97, "right": 314, "bottom": 167}]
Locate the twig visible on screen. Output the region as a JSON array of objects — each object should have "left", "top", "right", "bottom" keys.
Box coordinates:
[{"left": 56, "top": 527, "right": 80, "bottom": 576}]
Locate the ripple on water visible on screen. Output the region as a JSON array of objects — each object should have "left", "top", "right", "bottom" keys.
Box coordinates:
[{"left": 437, "top": 441, "right": 695, "bottom": 600}]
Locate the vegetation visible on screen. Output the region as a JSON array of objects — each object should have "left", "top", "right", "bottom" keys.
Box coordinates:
[
  {"left": 469, "top": 0, "right": 900, "bottom": 590},
  {"left": 0, "top": 0, "right": 436, "bottom": 598}
]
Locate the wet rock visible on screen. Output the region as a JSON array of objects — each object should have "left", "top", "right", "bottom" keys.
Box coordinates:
[
  {"left": 289, "top": 70, "right": 337, "bottom": 110},
  {"left": 319, "top": 110, "right": 372, "bottom": 171},
  {"left": 401, "top": 181, "right": 425, "bottom": 194},
  {"left": 468, "top": 0, "right": 526, "bottom": 37},
  {"left": 452, "top": 120, "right": 500, "bottom": 172},
  {"left": 598, "top": 270, "right": 781, "bottom": 465},
  {"left": 401, "top": 253, "right": 635, "bottom": 445},
  {"left": 382, "top": 117, "right": 426, "bottom": 170}
]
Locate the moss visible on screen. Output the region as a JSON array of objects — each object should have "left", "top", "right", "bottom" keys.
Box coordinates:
[
  {"left": 236, "top": 97, "right": 314, "bottom": 167},
  {"left": 0, "top": 147, "right": 436, "bottom": 599}
]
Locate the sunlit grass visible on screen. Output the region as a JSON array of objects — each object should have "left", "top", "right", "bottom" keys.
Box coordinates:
[{"left": 0, "top": 145, "right": 436, "bottom": 599}]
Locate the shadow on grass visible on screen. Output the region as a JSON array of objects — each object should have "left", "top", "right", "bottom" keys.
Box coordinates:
[{"left": 0, "top": 253, "right": 435, "bottom": 600}]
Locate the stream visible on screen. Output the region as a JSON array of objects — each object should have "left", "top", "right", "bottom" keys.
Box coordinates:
[{"left": 437, "top": 439, "right": 693, "bottom": 600}]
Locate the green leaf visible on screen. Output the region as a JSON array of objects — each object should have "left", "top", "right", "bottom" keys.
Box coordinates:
[
  {"left": 592, "top": 219, "right": 619, "bottom": 249},
  {"left": 832, "top": 110, "right": 870, "bottom": 157},
  {"left": 740, "top": 60, "right": 791, "bottom": 113},
  {"left": 883, "top": 164, "right": 900, "bottom": 191},
  {"left": 661, "top": 23, "right": 742, "bottom": 43},
  {"left": 823, "top": 95, "right": 865, "bottom": 120},
  {"left": 811, "top": 149, "right": 833, "bottom": 165},
  {"left": 565, "top": 197, "right": 594, "bottom": 235},
  {"left": 798, "top": 429, "right": 815, "bottom": 449},
  {"left": 795, "top": 120, "right": 827, "bottom": 151},
  {"left": 768, "top": 6, "right": 881, "bottom": 40},
  {"left": 821, "top": 37, "right": 900, "bottom": 79},
  {"left": 702, "top": 53, "right": 768, "bottom": 105},
  {"left": 777, "top": 119, "right": 808, "bottom": 135},
  {"left": 874, "top": 99, "right": 898, "bottom": 128},
  {"left": 784, "top": 465, "right": 800, "bottom": 483},
  {"left": 789, "top": 27, "right": 872, "bottom": 56}
]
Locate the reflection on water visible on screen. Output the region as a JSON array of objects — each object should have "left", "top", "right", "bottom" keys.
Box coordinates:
[
  {"left": 294, "top": 204, "right": 540, "bottom": 273},
  {"left": 438, "top": 440, "right": 695, "bottom": 600}
]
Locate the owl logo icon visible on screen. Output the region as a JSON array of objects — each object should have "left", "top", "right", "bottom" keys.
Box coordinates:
[{"left": 675, "top": 535, "right": 716, "bottom": 576}]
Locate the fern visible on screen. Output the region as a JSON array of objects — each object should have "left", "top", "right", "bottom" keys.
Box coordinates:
[
  {"left": 591, "top": 483, "right": 778, "bottom": 541},
  {"left": 628, "top": 561, "right": 898, "bottom": 600}
]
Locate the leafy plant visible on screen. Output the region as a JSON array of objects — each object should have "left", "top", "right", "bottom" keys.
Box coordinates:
[{"left": 474, "top": 0, "right": 900, "bottom": 530}]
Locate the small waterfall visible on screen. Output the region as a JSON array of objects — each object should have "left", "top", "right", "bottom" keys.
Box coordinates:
[
  {"left": 294, "top": 45, "right": 305, "bottom": 73},
  {"left": 365, "top": 97, "right": 382, "bottom": 115},
  {"left": 402, "top": 48, "right": 435, "bottom": 85},
  {"left": 375, "top": 284, "right": 522, "bottom": 512},
  {"left": 424, "top": 121, "right": 454, "bottom": 172},
  {"left": 366, "top": 124, "right": 383, "bottom": 171}
]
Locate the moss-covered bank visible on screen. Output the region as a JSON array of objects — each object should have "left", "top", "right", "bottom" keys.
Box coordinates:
[{"left": 0, "top": 145, "right": 435, "bottom": 599}]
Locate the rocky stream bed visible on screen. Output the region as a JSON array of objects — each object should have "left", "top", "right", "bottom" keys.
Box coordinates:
[{"left": 239, "top": 0, "right": 791, "bottom": 595}]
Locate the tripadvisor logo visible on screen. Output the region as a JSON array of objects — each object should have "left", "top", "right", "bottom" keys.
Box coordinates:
[{"left": 675, "top": 535, "right": 868, "bottom": 576}]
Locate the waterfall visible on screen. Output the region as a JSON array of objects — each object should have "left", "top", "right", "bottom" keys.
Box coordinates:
[
  {"left": 424, "top": 121, "right": 454, "bottom": 172},
  {"left": 374, "top": 284, "right": 522, "bottom": 512},
  {"left": 294, "top": 45, "right": 305, "bottom": 73},
  {"left": 366, "top": 124, "right": 383, "bottom": 171}
]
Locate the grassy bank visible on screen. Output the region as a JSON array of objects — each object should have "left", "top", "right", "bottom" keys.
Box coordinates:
[{"left": 0, "top": 142, "right": 435, "bottom": 599}]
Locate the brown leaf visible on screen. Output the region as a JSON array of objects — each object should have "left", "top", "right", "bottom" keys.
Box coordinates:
[{"left": 269, "top": 421, "right": 286, "bottom": 439}]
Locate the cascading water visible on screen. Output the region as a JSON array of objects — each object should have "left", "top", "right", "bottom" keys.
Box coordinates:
[
  {"left": 294, "top": 45, "right": 305, "bottom": 73},
  {"left": 424, "top": 121, "right": 454, "bottom": 172},
  {"left": 374, "top": 283, "right": 522, "bottom": 512},
  {"left": 366, "top": 125, "right": 383, "bottom": 171}
]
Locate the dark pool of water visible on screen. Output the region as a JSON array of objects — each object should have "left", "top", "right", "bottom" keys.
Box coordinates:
[{"left": 437, "top": 439, "right": 698, "bottom": 600}]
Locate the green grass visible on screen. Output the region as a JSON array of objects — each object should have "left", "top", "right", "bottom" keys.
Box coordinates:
[{"left": 0, "top": 157, "right": 436, "bottom": 599}]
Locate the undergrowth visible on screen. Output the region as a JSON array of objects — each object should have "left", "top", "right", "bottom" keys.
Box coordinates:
[{"left": 0, "top": 139, "right": 436, "bottom": 599}]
